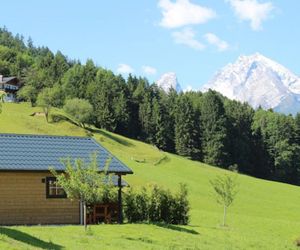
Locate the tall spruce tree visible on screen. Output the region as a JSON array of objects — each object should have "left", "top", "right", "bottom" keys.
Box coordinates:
[
  {"left": 139, "top": 90, "right": 154, "bottom": 142},
  {"left": 224, "top": 100, "right": 255, "bottom": 173},
  {"left": 174, "top": 94, "right": 200, "bottom": 159},
  {"left": 200, "top": 90, "right": 228, "bottom": 167}
]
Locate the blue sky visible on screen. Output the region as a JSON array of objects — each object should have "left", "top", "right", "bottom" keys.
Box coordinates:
[{"left": 1, "top": 0, "right": 299, "bottom": 90}]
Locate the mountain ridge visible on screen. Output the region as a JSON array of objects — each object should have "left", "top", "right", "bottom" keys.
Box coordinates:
[
  {"left": 202, "top": 53, "right": 300, "bottom": 114},
  {"left": 156, "top": 72, "right": 182, "bottom": 93}
]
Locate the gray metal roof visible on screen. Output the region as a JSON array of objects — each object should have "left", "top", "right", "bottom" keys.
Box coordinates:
[{"left": 0, "top": 133, "right": 133, "bottom": 174}]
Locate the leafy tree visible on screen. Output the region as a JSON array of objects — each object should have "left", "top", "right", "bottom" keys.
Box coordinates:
[
  {"left": 48, "top": 51, "right": 70, "bottom": 82},
  {"left": 51, "top": 154, "right": 116, "bottom": 230},
  {"left": 36, "top": 86, "right": 62, "bottom": 122},
  {"left": 61, "top": 64, "right": 86, "bottom": 99},
  {"left": 64, "top": 98, "right": 93, "bottom": 128},
  {"left": 210, "top": 174, "right": 238, "bottom": 226},
  {"left": 0, "top": 90, "right": 6, "bottom": 103},
  {"left": 252, "top": 110, "right": 300, "bottom": 183},
  {"left": 17, "top": 85, "right": 37, "bottom": 106}
]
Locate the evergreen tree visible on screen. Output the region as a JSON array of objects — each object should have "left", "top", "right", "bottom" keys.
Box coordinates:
[
  {"left": 224, "top": 100, "right": 255, "bottom": 174},
  {"left": 152, "top": 96, "right": 168, "bottom": 150},
  {"left": 174, "top": 94, "right": 200, "bottom": 159},
  {"left": 126, "top": 75, "right": 141, "bottom": 138},
  {"left": 139, "top": 90, "right": 154, "bottom": 142},
  {"left": 200, "top": 90, "right": 228, "bottom": 167}
]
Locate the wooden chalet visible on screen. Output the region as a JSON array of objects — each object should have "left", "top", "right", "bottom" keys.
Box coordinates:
[
  {"left": 0, "top": 75, "right": 21, "bottom": 102},
  {"left": 0, "top": 133, "right": 133, "bottom": 225}
]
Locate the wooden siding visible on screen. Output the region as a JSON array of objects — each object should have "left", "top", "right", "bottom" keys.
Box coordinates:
[{"left": 0, "top": 172, "right": 80, "bottom": 225}]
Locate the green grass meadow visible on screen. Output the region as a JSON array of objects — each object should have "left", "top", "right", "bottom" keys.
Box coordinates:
[{"left": 0, "top": 103, "right": 300, "bottom": 249}]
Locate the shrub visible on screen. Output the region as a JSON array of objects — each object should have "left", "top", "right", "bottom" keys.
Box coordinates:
[
  {"left": 123, "top": 187, "right": 149, "bottom": 222},
  {"left": 148, "top": 185, "right": 161, "bottom": 222},
  {"left": 173, "top": 183, "right": 189, "bottom": 225},
  {"left": 63, "top": 98, "right": 93, "bottom": 128},
  {"left": 123, "top": 188, "right": 136, "bottom": 222},
  {"left": 124, "top": 184, "right": 189, "bottom": 225}
]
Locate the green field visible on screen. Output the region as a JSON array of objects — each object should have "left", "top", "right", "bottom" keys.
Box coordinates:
[{"left": 0, "top": 103, "right": 300, "bottom": 250}]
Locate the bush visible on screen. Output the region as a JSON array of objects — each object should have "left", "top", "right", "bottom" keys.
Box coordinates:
[
  {"left": 124, "top": 184, "right": 189, "bottom": 225},
  {"left": 123, "top": 187, "right": 148, "bottom": 222},
  {"left": 63, "top": 98, "right": 93, "bottom": 128}
]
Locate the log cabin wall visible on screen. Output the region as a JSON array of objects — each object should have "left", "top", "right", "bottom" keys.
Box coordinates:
[{"left": 0, "top": 172, "right": 80, "bottom": 225}]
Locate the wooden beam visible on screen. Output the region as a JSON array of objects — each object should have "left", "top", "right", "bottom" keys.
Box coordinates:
[{"left": 117, "top": 175, "right": 123, "bottom": 224}]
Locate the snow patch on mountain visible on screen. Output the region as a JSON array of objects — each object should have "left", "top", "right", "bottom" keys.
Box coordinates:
[
  {"left": 156, "top": 72, "right": 182, "bottom": 93},
  {"left": 202, "top": 53, "right": 300, "bottom": 115}
]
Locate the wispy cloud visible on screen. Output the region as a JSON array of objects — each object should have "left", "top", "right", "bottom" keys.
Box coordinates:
[
  {"left": 158, "top": 0, "right": 216, "bottom": 29},
  {"left": 117, "top": 63, "right": 134, "bottom": 74},
  {"left": 204, "top": 33, "right": 229, "bottom": 51},
  {"left": 172, "top": 28, "right": 205, "bottom": 51},
  {"left": 226, "top": 0, "right": 274, "bottom": 31},
  {"left": 142, "top": 66, "right": 157, "bottom": 75}
]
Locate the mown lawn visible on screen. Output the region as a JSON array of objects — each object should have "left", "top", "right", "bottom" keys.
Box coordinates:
[{"left": 0, "top": 103, "right": 300, "bottom": 249}]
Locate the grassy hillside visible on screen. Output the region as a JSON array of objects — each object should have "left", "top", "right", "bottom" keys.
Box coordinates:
[{"left": 0, "top": 103, "right": 300, "bottom": 250}]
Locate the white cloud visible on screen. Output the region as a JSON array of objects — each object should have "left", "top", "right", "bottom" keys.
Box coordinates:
[
  {"left": 172, "top": 28, "right": 205, "bottom": 51},
  {"left": 158, "top": 0, "right": 216, "bottom": 29},
  {"left": 226, "top": 0, "right": 274, "bottom": 31},
  {"left": 142, "top": 66, "right": 157, "bottom": 75},
  {"left": 204, "top": 33, "right": 229, "bottom": 51},
  {"left": 117, "top": 64, "right": 134, "bottom": 74}
]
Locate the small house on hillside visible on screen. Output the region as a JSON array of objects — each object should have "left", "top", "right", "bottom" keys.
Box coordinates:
[
  {"left": 0, "top": 133, "right": 133, "bottom": 225},
  {"left": 0, "top": 75, "right": 21, "bottom": 102}
]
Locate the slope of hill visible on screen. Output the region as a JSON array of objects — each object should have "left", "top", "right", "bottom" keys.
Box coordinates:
[
  {"left": 202, "top": 53, "right": 300, "bottom": 115},
  {"left": 0, "top": 103, "right": 300, "bottom": 250}
]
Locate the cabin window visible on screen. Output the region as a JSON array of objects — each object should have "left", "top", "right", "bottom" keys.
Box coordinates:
[{"left": 46, "top": 177, "right": 67, "bottom": 198}]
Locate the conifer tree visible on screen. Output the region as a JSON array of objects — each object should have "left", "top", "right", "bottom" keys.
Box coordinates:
[
  {"left": 200, "top": 90, "right": 228, "bottom": 167},
  {"left": 175, "top": 95, "right": 200, "bottom": 159}
]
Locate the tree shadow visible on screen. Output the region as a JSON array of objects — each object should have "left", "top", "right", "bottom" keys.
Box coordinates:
[
  {"left": 154, "top": 223, "right": 200, "bottom": 235},
  {"left": 51, "top": 113, "right": 78, "bottom": 126},
  {"left": 87, "top": 127, "right": 133, "bottom": 147},
  {"left": 0, "top": 227, "right": 63, "bottom": 250},
  {"left": 50, "top": 113, "right": 133, "bottom": 148}
]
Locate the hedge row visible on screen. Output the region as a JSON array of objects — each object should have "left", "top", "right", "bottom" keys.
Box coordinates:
[{"left": 123, "top": 184, "right": 189, "bottom": 225}]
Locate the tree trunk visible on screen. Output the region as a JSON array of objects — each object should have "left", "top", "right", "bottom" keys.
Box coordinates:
[
  {"left": 44, "top": 108, "right": 49, "bottom": 123},
  {"left": 83, "top": 201, "right": 87, "bottom": 231},
  {"left": 223, "top": 205, "right": 227, "bottom": 227}
]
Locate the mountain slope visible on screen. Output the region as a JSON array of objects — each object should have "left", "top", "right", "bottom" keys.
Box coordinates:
[
  {"left": 202, "top": 53, "right": 300, "bottom": 114},
  {"left": 156, "top": 72, "right": 182, "bottom": 93},
  {"left": 0, "top": 103, "right": 300, "bottom": 249}
]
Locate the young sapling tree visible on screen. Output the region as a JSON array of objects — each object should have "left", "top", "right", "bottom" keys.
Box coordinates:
[
  {"left": 50, "top": 154, "right": 116, "bottom": 230},
  {"left": 210, "top": 173, "right": 238, "bottom": 227}
]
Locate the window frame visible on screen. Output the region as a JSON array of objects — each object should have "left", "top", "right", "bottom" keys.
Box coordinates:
[{"left": 45, "top": 177, "right": 67, "bottom": 199}]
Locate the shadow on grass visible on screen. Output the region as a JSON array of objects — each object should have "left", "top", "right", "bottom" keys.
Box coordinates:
[
  {"left": 51, "top": 114, "right": 78, "bottom": 126},
  {"left": 124, "top": 236, "right": 155, "bottom": 244},
  {"left": 87, "top": 127, "right": 134, "bottom": 147},
  {"left": 154, "top": 223, "right": 200, "bottom": 235},
  {"left": 50, "top": 113, "right": 133, "bottom": 148},
  {"left": 0, "top": 227, "right": 63, "bottom": 250}
]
